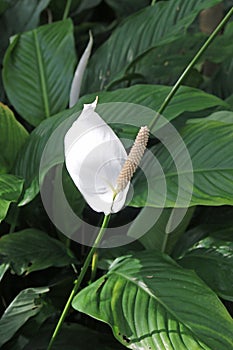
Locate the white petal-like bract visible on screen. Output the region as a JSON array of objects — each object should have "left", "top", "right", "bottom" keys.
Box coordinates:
[
  {"left": 69, "top": 32, "right": 93, "bottom": 108},
  {"left": 64, "top": 98, "right": 130, "bottom": 214}
]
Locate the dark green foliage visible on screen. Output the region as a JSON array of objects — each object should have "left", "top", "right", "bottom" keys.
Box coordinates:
[{"left": 0, "top": 1, "right": 232, "bottom": 349}]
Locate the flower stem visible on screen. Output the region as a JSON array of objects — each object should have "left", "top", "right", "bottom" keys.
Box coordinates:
[
  {"left": 149, "top": 6, "right": 233, "bottom": 131},
  {"left": 63, "top": 0, "right": 72, "bottom": 20},
  {"left": 90, "top": 251, "right": 99, "bottom": 283},
  {"left": 47, "top": 214, "right": 111, "bottom": 350}
]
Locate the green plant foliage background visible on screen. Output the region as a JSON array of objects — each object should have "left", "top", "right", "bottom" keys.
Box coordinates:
[{"left": 0, "top": 0, "right": 233, "bottom": 349}]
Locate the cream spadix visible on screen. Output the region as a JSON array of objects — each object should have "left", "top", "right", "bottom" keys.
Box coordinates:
[{"left": 64, "top": 98, "right": 149, "bottom": 214}]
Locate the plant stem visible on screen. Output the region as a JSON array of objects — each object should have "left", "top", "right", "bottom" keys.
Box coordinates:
[
  {"left": 63, "top": 0, "right": 72, "bottom": 20},
  {"left": 47, "top": 214, "right": 111, "bottom": 350},
  {"left": 149, "top": 6, "right": 233, "bottom": 131},
  {"left": 90, "top": 251, "right": 99, "bottom": 283},
  {"left": 151, "top": 0, "right": 157, "bottom": 6}
]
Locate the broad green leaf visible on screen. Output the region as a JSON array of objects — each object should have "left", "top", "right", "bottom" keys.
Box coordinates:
[
  {"left": 0, "top": 174, "right": 24, "bottom": 222},
  {"left": 0, "top": 103, "right": 28, "bottom": 173},
  {"left": 81, "top": 0, "right": 222, "bottom": 94},
  {"left": 24, "top": 323, "right": 125, "bottom": 349},
  {"left": 187, "top": 110, "right": 233, "bottom": 124},
  {"left": 130, "top": 22, "right": 233, "bottom": 88},
  {"left": 2, "top": 19, "right": 76, "bottom": 126},
  {"left": 3, "top": 297, "right": 55, "bottom": 350},
  {"left": 179, "top": 237, "right": 233, "bottom": 301},
  {"left": 172, "top": 210, "right": 233, "bottom": 259},
  {"left": 127, "top": 207, "right": 195, "bottom": 253},
  {"left": 14, "top": 84, "right": 227, "bottom": 205},
  {"left": 73, "top": 251, "right": 233, "bottom": 350},
  {"left": 0, "top": 0, "right": 51, "bottom": 101},
  {"left": 0, "top": 287, "right": 49, "bottom": 347},
  {"left": 128, "top": 33, "right": 203, "bottom": 87},
  {"left": 0, "top": 229, "right": 75, "bottom": 275},
  {"left": 131, "top": 120, "right": 233, "bottom": 207},
  {"left": 0, "top": 0, "right": 50, "bottom": 35}
]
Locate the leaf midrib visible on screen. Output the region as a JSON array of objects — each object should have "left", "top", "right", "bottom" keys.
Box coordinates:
[
  {"left": 109, "top": 268, "right": 215, "bottom": 348},
  {"left": 33, "top": 30, "right": 50, "bottom": 118}
]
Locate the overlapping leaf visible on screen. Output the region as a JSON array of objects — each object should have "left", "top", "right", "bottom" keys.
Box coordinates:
[
  {"left": 0, "top": 103, "right": 28, "bottom": 173},
  {"left": 0, "top": 287, "right": 49, "bottom": 347},
  {"left": 131, "top": 118, "right": 233, "bottom": 207},
  {"left": 179, "top": 236, "right": 233, "bottom": 301},
  {"left": 3, "top": 19, "right": 76, "bottom": 126},
  {"left": 73, "top": 251, "right": 233, "bottom": 350},
  {"left": 0, "top": 229, "right": 76, "bottom": 275},
  {"left": 0, "top": 174, "right": 24, "bottom": 222},
  {"left": 81, "top": 0, "right": 222, "bottom": 93}
]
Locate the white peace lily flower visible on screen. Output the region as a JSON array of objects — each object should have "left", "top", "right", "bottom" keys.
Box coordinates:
[{"left": 64, "top": 97, "right": 130, "bottom": 214}]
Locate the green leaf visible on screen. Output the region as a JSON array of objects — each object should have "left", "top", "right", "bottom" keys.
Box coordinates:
[
  {"left": 0, "top": 229, "right": 75, "bottom": 275},
  {"left": 24, "top": 323, "right": 125, "bottom": 349},
  {"left": 0, "top": 287, "right": 49, "bottom": 347},
  {"left": 14, "top": 84, "right": 227, "bottom": 205},
  {"left": 0, "top": 0, "right": 51, "bottom": 34},
  {"left": 131, "top": 119, "right": 233, "bottom": 207},
  {"left": 179, "top": 237, "right": 233, "bottom": 301},
  {"left": 203, "top": 22, "right": 233, "bottom": 64},
  {"left": 2, "top": 19, "right": 76, "bottom": 126},
  {"left": 0, "top": 174, "right": 24, "bottom": 222},
  {"left": 73, "top": 251, "right": 233, "bottom": 350},
  {"left": 81, "top": 0, "right": 222, "bottom": 93},
  {"left": 127, "top": 207, "right": 195, "bottom": 253},
  {"left": 128, "top": 33, "right": 204, "bottom": 87},
  {"left": 0, "top": 103, "right": 28, "bottom": 173},
  {"left": 0, "top": 263, "right": 9, "bottom": 282},
  {"left": 187, "top": 110, "right": 233, "bottom": 124},
  {"left": 172, "top": 208, "right": 233, "bottom": 258},
  {"left": 105, "top": 0, "right": 150, "bottom": 17},
  {"left": 0, "top": 0, "right": 50, "bottom": 102}
]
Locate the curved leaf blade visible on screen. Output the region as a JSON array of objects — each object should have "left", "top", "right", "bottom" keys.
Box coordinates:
[
  {"left": 131, "top": 119, "right": 233, "bottom": 207},
  {"left": 0, "top": 228, "right": 76, "bottom": 275},
  {"left": 73, "top": 251, "right": 233, "bottom": 350},
  {"left": 0, "top": 174, "right": 24, "bottom": 222},
  {"left": 0, "top": 103, "right": 28, "bottom": 173},
  {"left": 81, "top": 0, "right": 222, "bottom": 93},
  {"left": 179, "top": 236, "right": 233, "bottom": 301},
  {"left": 3, "top": 19, "right": 76, "bottom": 126},
  {"left": 0, "top": 287, "right": 49, "bottom": 347}
]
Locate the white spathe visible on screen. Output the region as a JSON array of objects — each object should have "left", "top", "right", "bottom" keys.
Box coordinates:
[{"left": 64, "top": 98, "right": 130, "bottom": 214}]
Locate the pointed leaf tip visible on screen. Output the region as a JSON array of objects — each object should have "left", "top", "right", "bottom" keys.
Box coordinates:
[{"left": 83, "top": 96, "right": 98, "bottom": 110}]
